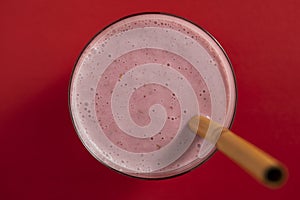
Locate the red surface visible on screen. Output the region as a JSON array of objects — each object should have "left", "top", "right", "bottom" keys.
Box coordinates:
[{"left": 1, "top": 0, "right": 299, "bottom": 199}]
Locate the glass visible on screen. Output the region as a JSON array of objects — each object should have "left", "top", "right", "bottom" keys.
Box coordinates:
[{"left": 69, "top": 13, "right": 237, "bottom": 179}]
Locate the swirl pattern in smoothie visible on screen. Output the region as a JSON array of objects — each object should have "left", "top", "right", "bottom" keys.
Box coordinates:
[{"left": 69, "top": 13, "right": 236, "bottom": 178}]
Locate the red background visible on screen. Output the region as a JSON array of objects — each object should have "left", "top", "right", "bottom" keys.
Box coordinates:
[{"left": 1, "top": 0, "right": 299, "bottom": 199}]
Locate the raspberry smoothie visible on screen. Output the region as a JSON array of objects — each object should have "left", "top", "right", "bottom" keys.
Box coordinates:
[{"left": 69, "top": 13, "right": 236, "bottom": 178}]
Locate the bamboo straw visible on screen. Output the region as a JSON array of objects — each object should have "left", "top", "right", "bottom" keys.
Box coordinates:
[{"left": 188, "top": 115, "right": 288, "bottom": 188}]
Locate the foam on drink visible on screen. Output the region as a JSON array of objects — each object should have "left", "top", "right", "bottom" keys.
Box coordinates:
[{"left": 69, "top": 13, "right": 236, "bottom": 178}]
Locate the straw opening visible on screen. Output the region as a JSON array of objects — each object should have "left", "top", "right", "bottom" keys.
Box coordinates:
[{"left": 265, "top": 166, "right": 284, "bottom": 183}]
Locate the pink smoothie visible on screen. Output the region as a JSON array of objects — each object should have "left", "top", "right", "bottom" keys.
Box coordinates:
[{"left": 69, "top": 13, "right": 236, "bottom": 178}]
